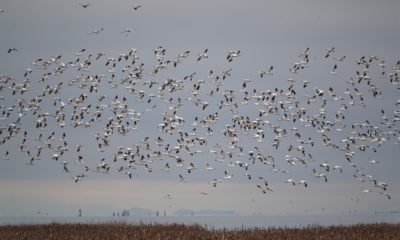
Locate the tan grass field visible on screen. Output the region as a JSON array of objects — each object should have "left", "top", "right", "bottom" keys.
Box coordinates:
[{"left": 0, "top": 223, "right": 399, "bottom": 240}]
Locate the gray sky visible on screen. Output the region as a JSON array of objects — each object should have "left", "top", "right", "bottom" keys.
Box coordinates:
[{"left": 0, "top": 0, "right": 400, "bottom": 217}]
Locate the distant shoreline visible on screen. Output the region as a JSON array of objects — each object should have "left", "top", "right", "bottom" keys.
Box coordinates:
[{"left": 1, "top": 212, "right": 399, "bottom": 230}]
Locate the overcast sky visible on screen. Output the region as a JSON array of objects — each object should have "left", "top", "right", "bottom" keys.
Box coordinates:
[{"left": 1, "top": 0, "right": 400, "bottom": 218}]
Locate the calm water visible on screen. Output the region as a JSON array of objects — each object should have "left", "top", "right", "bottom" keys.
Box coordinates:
[{"left": 1, "top": 213, "right": 399, "bottom": 229}]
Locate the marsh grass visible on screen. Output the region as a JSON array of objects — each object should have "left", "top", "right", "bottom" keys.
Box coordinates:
[{"left": 0, "top": 223, "right": 399, "bottom": 240}]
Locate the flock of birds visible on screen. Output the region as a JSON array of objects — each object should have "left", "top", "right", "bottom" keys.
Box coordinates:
[{"left": 1, "top": 3, "right": 399, "bottom": 201}]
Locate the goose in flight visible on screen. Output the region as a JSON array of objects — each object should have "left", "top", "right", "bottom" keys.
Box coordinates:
[
  {"left": 224, "top": 170, "right": 233, "bottom": 179},
  {"left": 75, "top": 155, "right": 85, "bottom": 165},
  {"left": 373, "top": 180, "right": 388, "bottom": 191},
  {"left": 257, "top": 181, "right": 273, "bottom": 193},
  {"left": 320, "top": 162, "right": 330, "bottom": 172},
  {"left": 132, "top": 5, "right": 142, "bottom": 10},
  {"left": 62, "top": 161, "right": 70, "bottom": 173},
  {"left": 298, "top": 47, "right": 310, "bottom": 57},
  {"left": 362, "top": 188, "right": 371, "bottom": 193},
  {"left": 298, "top": 180, "right": 308, "bottom": 187},
  {"left": 335, "top": 56, "right": 346, "bottom": 62},
  {"left": 285, "top": 179, "right": 296, "bottom": 186},
  {"left": 205, "top": 163, "right": 214, "bottom": 171},
  {"left": 164, "top": 194, "right": 173, "bottom": 200},
  {"left": 329, "top": 64, "right": 337, "bottom": 75},
  {"left": 227, "top": 50, "right": 240, "bottom": 62},
  {"left": 89, "top": 27, "right": 104, "bottom": 35},
  {"left": 257, "top": 65, "right": 273, "bottom": 78},
  {"left": 25, "top": 158, "right": 35, "bottom": 166},
  {"left": 260, "top": 187, "right": 273, "bottom": 194},
  {"left": 74, "top": 173, "right": 87, "bottom": 183},
  {"left": 121, "top": 28, "right": 135, "bottom": 35},
  {"left": 210, "top": 179, "right": 222, "bottom": 187},
  {"left": 313, "top": 170, "right": 328, "bottom": 183},
  {"left": 303, "top": 80, "right": 310, "bottom": 88},
  {"left": 2, "top": 151, "right": 10, "bottom": 160},
  {"left": 74, "top": 48, "right": 86, "bottom": 56},
  {"left": 333, "top": 165, "right": 343, "bottom": 173},
  {"left": 179, "top": 174, "right": 185, "bottom": 182},
  {"left": 79, "top": 3, "right": 91, "bottom": 8},
  {"left": 7, "top": 48, "right": 18, "bottom": 54},
  {"left": 368, "top": 159, "right": 379, "bottom": 165},
  {"left": 380, "top": 192, "right": 391, "bottom": 199},
  {"left": 325, "top": 47, "right": 335, "bottom": 58},
  {"left": 197, "top": 49, "right": 208, "bottom": 61}
]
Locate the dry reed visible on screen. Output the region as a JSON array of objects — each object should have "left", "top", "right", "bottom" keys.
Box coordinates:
[{"left": 0, "top": 223, "right": 399, "bottom": 240}]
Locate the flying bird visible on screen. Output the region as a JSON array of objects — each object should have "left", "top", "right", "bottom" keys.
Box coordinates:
[
  {"left": 121, "top": 28, "right": 135, "bottom": 35},
  {"left": 0, "top": 44, "right": 396, "bottom": 204},
  {"left": 325, "top": 46, "right": 335, "bottom": 58},
  {"left": 132, "top": 5, "right": 142, "bottom": 10},
  {"left": 7, "top": 48, "right": 18, "bottom": 54},
  {"left": 79, "top": 3, "right": 91, "bottom": 8},
  {"left": 197, "top": 49, "right": 208, "bottom": 61},
  {"left": 89, "top": 27, "right": 104, "bottom": 35}
]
